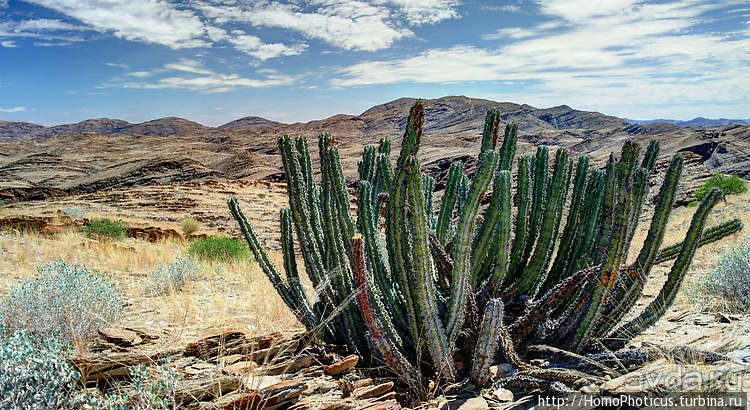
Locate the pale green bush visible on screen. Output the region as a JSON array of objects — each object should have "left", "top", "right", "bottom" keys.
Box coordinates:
[
  {"left": 0, "top": 259, "right": 123, "bottom": 344},
  {"left": 703, "top": 238, "right": 750, "bottom": 311}
]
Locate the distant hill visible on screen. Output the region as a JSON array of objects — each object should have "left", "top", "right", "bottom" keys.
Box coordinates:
[
  {"left": 0, "top": 117, "right": 208, "bottom": 141},
  {"left": 626, "top": 117, "right": 750, "bottom": 126},
  {"left": 218, "top": 116, "right": 284, "bottom": 130},
  {"left": 1, "top": 96, "right": 628, "bottom": 142},
  {"left": 2, "top": 96, "right": 749, "bottom": 203}
]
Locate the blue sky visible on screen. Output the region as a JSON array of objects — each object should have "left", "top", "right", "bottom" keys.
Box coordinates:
[{"left": 0, "top": 0, "right": 748, "bottom": 126}]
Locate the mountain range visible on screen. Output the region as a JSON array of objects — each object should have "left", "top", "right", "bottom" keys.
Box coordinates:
[
  {"left": 2, "top": 98, "right": 746, "bottom": 143},
  {"left": 1, "top": 96, "right": 748, "bottom": 205},
  {"left": 0, "top": 96, "right": 629, "bottom": 142},
  {"left": 625, "top": 118, "right": 750, "bottom": 127}
]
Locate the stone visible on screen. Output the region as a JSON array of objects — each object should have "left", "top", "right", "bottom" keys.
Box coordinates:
[
  {"left": 355, "top": 378, "right": 373, "bottom": 389},
  {"left": 489, "top": 363, "right": 514, "bottom": 380},
  {"left": 455, "top": 397, "right": 489, "bottom": 410},
  {"left": 693, "top": 315, "right": 715, "bottom": 326},
  {"left": 221, "top": 360, "right": 258, "bottom": 376},
  {"left": 98, "top": 328, "right": 142, "bottom": 346},
  {"left": 218, "top": 354, "right": 248, "bottom": 366},
  {"left": 223, "top": 380, "right": 307, "bottom": 409},
  {"left": 353, "top": 381, "right": 394, "bottom": 399},
  {"left": 262, "top": 354, "right": 313, "bottom": 376},
  {"left": 243, "top": 374, "right": 283, "bottom": 391},
  {"left": 359, "top": 399, "right": 401, "bottom": 410},
  {"left": 580, "top": 384, "right": 600, "bottom": 395},
  {"left": 491, "top": 388, "right": 514, "bottom": 402},
  {"left": 325, "top": 354, "right": 359, "bottom": 376}
]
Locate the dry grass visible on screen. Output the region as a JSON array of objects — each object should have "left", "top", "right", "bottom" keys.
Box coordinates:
[
  {"left": 620, "top": 189, "right": 750, "bottom": 316},
  {"left": 0, "top": 228, "right": 300, "bottom": 349},
  {"left": 1, "top": 179, "right": 748, "bottom": 353}
]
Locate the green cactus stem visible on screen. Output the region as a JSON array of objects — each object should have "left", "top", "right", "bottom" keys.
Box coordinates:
[
  {"left": 471, "top": 298, "right": 504, "bottom": 385},
  {"left": 606, "top": 187, "right": 726, "bottom": 349}
]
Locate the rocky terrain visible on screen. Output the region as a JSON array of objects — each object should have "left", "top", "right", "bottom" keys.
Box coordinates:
[
  {"left": 1, "top": 96, "right": 749, "bottom": 208},
  {"left": 1, "top": 177, "right": 749, "bottom": 409}
]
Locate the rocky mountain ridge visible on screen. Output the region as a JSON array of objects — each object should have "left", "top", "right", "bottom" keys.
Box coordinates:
[
  {"left": 0, "top": 96, "right": 629, "bottom": 142},
  {"left": 1, "top": 96, "right": 748, "bottom": 204},
  {"left": 626, "top": 117, "right": 750, "bottom": 127}
]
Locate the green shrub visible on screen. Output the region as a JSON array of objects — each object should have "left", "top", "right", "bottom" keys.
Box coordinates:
[
  {"left": 0, "top": 259, "right": 123, "bottom": 344},
  {"left": 703, "top": 238, "right": 750, "bottom": 311},
  {"left": 105, "top": 363, "right": 178, "bottom": 410},
  {"left": 86, "top": 218, "right": 128, "bottom": 239},
  {"left": 188, "top": 235, "right": 250, "bottom": 262},
  {"left": 0, "top": 331, "right": 85, "bottom": 408},
  {"left": 696, "top": 174, "right": 747, "bottom": 199},
  {"left": 179, "top": 217, "right": 200, "bottom": 237},
  {"left": 62, "top": 206, "right": 86, "bottom": 220},
  {"left": 687, "top": 200, "right": 699, "bottom": 207},
  {"left": 147, "top": 256, "right": 202, "bottom": 295}
]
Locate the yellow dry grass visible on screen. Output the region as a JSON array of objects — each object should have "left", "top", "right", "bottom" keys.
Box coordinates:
[
  {"left": 0, "top": 228, "right": 300, "bottom": 349},
  {"left": 624, "top": 189, "right": 750, "bottom": 313}
]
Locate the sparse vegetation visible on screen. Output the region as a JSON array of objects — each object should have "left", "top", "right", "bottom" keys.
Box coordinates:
[
  {"left": 179, "top": 217, "right": 200, "bottom": 237},
  {"left": 147, "top": 255, "right": 202, "bottom": 295},
  {"left": 0, "top": 259, "right": 123, "bottom": 345},
  {"left": 86, "top": 217, "right": 128, "bottom": 239},
  {"left": 0, "top": 330, "right": 85, "bottom": 408},
  {"left": 229, "top": 100, "right": 742, "bottom": 396},
  {"left": 696, "top": 173, "right": 747, "bottom": 199},
  {"left": 702, "top": 238, "right": 750, "bottom": 312},
  {"left": 105, "top": 363, "right": 179, "bottom": 410},
  {"left": 62, "top": 206, "right": 86, "bottom": 220},
  {"left": 188, "top": 235, "right": 249, "bottom": 263}
]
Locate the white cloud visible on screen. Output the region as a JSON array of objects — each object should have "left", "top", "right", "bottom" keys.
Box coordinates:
[
  {"left": 0, "top": 18, "right": 87, "bottom": 43},
  {"left": 334, "top": 0, "right": 750, "bottom": 118},
  {"left": 370, "top": 0, "right": 460, "bottom": 25},
  {"left": 12, "top": 0, "right": 461, "bottom": 56},
  {"left": 27, "top": 0, "right": 208, "bottom": 48},
  {"left": 234, "top": 1, "right": 413, "bottom": 51},
  {"left": 482, "top": 27, "right": 537, "bottom": 40},
  {"left": 229, "top": 32, "right": 307, "bottom": 60},
  {"left": 0, "top": 107, "right": 27, "bottom": 112},
  {"left": 1, "top": 40, "right": 17, "bottom": 47},
  {"left": 535, "top": 0, "right": 641, "bottom": 22},
  {"left": 108, "top": 58, "right": 299, "bottom": 91}
]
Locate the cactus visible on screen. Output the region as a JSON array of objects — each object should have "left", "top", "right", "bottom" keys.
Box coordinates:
[{"left": 228, "top": 100, "right": 741, "bottom": 396}]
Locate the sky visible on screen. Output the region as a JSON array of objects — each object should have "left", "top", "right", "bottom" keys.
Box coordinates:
[{"left": 0, "top": 0, "right": 748, "bottom": 127}]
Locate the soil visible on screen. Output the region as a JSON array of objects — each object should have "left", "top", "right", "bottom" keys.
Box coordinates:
[{"left": 1, "top": 179, "right": 750, "bottom": 408}]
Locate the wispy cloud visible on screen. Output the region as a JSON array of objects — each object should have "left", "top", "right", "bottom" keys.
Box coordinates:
[
  {"left": 196, "top": 1, "right": 413, "bottom": 51},
  {"left": 0, "top": 18, "right": 87, "bottom": 43},
  {"left": 370, "top": 0, "right": 460, "bottom": 25},
  {"left": 333, "top": 0, "right": 750, "bottom": 117},
  {"left": 0, "top": 106, "right": 27, "bottom": 112},
  {"left": 11, "top": 0, "right": 455, "bottom": 56},
  {"left": 106, "top": 58, "right": 299, "bottom": 91},
  {"left": 228, "top": 31, "right": 307, "bottom": 60},
  {"left": 26, "top": 0, "right": 208, "bottom": 48}
]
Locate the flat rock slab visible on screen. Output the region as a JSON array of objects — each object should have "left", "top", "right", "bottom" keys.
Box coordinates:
[
  {"left": 325, "top": 354, "right": 359, "bottom": 376},
  {"left": 601, "top": 359, "right": 750, "bottom": 394},
  {"left": 98, "top": 327, "right": 142, "bottom": 346},
  {"left": 353, "top": 381, "right": 394, "bottom": 399},
  {"left": 221, "top": 360, "right": 258, "bottom": 376},
  {"left": 444, "top": 397, "right": 489, "bottom": 410}
]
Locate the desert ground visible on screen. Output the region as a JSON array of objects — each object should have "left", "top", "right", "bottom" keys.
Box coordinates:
[{"left": 1, "top": 174, "right": 750, "bottom": 407}]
